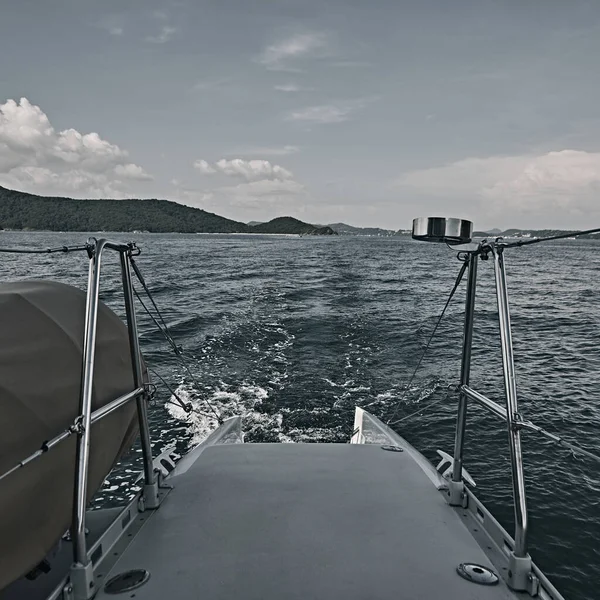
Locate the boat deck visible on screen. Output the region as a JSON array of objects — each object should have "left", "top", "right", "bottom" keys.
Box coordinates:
[{"left": 95, "top": 443, "right": 520, "bottom": 600}]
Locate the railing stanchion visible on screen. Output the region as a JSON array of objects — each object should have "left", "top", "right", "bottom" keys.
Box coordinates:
[
  {"left": 120, "top": 251, "right": 158, "bottom": 509},
  {"left": 70, "top": 239, "right": 106, "bottom": 599},
  {"left": 449, "top": 253, "right": 478, "bottom": 505},
  {"left": 493, "top": 247, "right": 534, "bottom": 591}
]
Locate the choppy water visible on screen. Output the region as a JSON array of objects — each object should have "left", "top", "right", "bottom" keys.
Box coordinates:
[{"left": 1, "top": 231, "right": 599, "bottom": 599}]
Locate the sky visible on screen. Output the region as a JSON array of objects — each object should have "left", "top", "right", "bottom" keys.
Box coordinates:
[{"left": 1, "top": 0, "right": 600, "bottom": 230}]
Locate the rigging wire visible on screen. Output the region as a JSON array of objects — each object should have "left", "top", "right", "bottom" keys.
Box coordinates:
[
  {"left": 385, "top": 259, "right": 469, "bottom": 425},
  {"left": 533, "top": 428, "right": 600, "bottom": 463},
  {"left": 497, "top": 226, "right": 600, "bottom": 248},
  {"left": 129, "top": 255, "right": 223, "bottom": 424},
  {"left": 388, "top": 394, "right": 451, "bottom": 426},
  {"left": 0, "top": 244, "right": 90, "bottom": 254},
  {"left": 511, "top": 414, "right": 600, "bottom": 463},
  {"left": 148, "top": 367, "right": 193, "bottom": 414}
]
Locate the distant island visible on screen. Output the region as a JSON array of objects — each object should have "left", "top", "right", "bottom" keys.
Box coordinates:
[
  {"left": 474, "top": 228, "right": 600, "bottom": 240},
  {"left": 250, "top": 221, "right": 409, "bottom": 237},
  {"left": 324, "top": 223, "right": 401, "bottom": 237},
  {"left": 0, "top": 186, "right": 336, "bottom": 235}
]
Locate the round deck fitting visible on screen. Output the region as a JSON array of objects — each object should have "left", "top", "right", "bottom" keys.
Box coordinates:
[
  {"left": 104, "top": 569, "right": 150, "bottom": 594},
  {"left": 456, "top": 563, "right": 499, "bottom": 585},
  {"left": 381, "top": 445, "right": 403, "bottom": 452}
]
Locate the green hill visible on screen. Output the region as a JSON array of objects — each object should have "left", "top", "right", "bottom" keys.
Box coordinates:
[
  {"left": 251, "top": 217, "right": 337, "bottom": 235},
  {"left": 0, "top": 186, "right": 336, "bottom": 235}
]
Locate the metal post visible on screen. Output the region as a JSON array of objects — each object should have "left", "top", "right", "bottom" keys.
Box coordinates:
[
  {"left": 120, "top": 251, "right": 158, "bottom": 509},
  {"left": 70, "top": 240, "right": 105, "bottom": 599},
  {"left": 493, "top": 247, "right": 534, "bottom": 592},
  {"left": 448, "top": 254, "right": 478, "bottom": 505}
]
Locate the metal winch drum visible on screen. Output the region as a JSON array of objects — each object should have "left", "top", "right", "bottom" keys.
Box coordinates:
[{"left": 412, "top": 217, "right": 473, "bottom": 245}]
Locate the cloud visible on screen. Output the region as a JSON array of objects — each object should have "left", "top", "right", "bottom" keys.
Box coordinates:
[
  {"left": 287, "top": 98, "right": 373, "bottom": 124},
  {"left": 193, "top": 159, "right": 216, "bottom": 174},
  {"left": 274, "top": 83, "right": 313, "bottom": 93},
  {"left": 395, "top": 149, "right": 600, "bottom": 222},
  {"left": 194, "top": 158, "right": 294, "bottom": 181},
  {"left": 0, "top": 97, "right": 152, "bottom": 197},
  {"left": 146, "top": 26, "right": 176, "bottom": 44},
  {"left": 218, "top": 178, "right": 305, "bottom": 208},
  {"left": 229, "top": 145, "right": 300, "bottom": 157},
  {"left": 188, "top": 156, "right": 306, "bottom": 213},
  {"left": 288, "top": 105, "right": 350, "bottom": 124},
  {"left": 258, "top": 32, "right": 328, "bottom": 70},
  {"left": 114, "top": 163, "right": 153, "bottom": 180},
  {"left": 97, "top": 16, "right": 124, "bottom": 37}
]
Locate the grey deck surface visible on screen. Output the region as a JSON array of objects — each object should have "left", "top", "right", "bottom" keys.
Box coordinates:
[{"left": 97, "top": 443, "right": 518, "bottom": 600}]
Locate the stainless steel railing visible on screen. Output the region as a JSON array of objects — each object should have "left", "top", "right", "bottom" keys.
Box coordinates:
[
  {"left": 0, "top": 238, "right": 158, "bottom": 600},
  {"left": 411, "top": 218, "right": 600, "bottom": 594},
  {"left": 69, "top": 239, "right": 159, "bottom": 598},
  {"left": 448, "top": 243, "right": 533, "bottom": 593}
]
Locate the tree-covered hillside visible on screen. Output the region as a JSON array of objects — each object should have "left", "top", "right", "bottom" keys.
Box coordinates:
[
  {"left": 252, "top": 217, "right": 336, "bottom": 235},
  {"left": 0, "top": 186, "right": 248, "bottom": 233},
  {"left": 0, "top": 187, "right": 336, "bottom": 235}
]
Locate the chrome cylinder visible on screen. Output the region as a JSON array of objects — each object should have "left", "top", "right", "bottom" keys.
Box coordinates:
[
  {"left": 72, "top": 239, "right": 106, "bottom": 565},
  {"left": 493, "top": 248, "right": 529, "bottom": 558},
  {"left": 120, "top": 253, "right": 156, "bottom": 490},
  {"left": 412, "top": 217, "right": 473, "bottom": 244},
  {"left": 452, "top": 254, "right": 478, "bottom": 483}
]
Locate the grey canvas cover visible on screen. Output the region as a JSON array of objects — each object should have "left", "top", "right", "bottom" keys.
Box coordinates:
[{"left": 0, "top": 281, "right": 140, "bottom": 590}]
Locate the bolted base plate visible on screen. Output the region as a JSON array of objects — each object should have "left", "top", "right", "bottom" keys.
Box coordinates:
[
  {"left": 104, "top": 569, "right": 150, "bottom": 594},
  {"left": 456, "top": 563, "right": 499, "bottom": 586}
]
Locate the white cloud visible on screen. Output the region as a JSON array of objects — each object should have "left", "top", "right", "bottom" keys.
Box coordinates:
[
  {"left": 230, "top": 145, "right": 300, "bottom": 157},
  {"left": 114, "top": 163, "right": 153, "bottom": 180},
  {"left": 287, "top": 97, "right": 373, "bottom": 124},
  {"left": 0, "top": 97, "right": 152, "bottom": 198},
  {"left": 274, "top": 83, "right": 313, "bottom": 93},
  {"left": 97, "top": 16, "right": 124, "bottom": 37},
  {"left": 288, "top": 104, "right": 350, "bottom": 124},
  {"left": 194, "top": 158, "right": 294, "bottom": 181},
  {"left": 258, "top": 32, "right": 328, "bottom": 70},
  {"left": 193, "top": 159, "right": 216, "bottom": 174},
  {"left": 188, "top": 156, "right": 306, "bottom": 213},
  {"left": 395, "top": 149, "right": 600, "bottom": 223},
  {"left": 146, "top": 26, "right": 176, "bottom": 44},
  {"left": 217, "top": 159, "right": 293, "bottom": 181}
]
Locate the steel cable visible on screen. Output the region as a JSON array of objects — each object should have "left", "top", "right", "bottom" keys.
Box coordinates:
[
  {"left": 385, "top": 260, "right": 468, "bottom": 425},
  {"left": 129, "top": 256, "right": 223, "bottom": 424}
]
